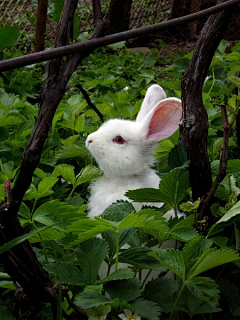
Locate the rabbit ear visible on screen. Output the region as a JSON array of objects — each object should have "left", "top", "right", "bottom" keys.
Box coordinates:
[
  {"left": 136, "top": 84, "right": 166, "bottom": 122},
  {"left": 140, "top": 98, "right": 182, "bottom": 143}
]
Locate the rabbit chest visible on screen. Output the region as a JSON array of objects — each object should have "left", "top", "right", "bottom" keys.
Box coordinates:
[{"left": 87, "top": 169, "right": 161, "bottom": 218}]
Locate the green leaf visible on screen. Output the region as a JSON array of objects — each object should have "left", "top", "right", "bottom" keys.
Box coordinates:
[
  {"left": 38, "top": 176, "right": 58, "bottom": 194},
  {"left": 105, "top": 279, "right": 142, "bottom": 303},
  {"left": 52, "top": 164, "right": 76, "bottom": 185},
  {"left": 64, "top": 218, "right": 115, "bottom": 247},
  {"left": 182, "top": 286, "right": 221, "bottom": 315},
  {"left": 182, "top": 236, "right": 212, "bottom": 266},
  {"left": 187, "top": 248, "right": 239, "bottom": 280},
  {"left": 0, "top": 307, "right": 15, "bottom": 320},
  {"left": 143, "top": 278, "right": 179, "bottom": 313},
  {"left": 45, "top": 261, "right": 85, "bottom": 285},
  {"left": 186, "top": 277, "right": 220, "bottom": 307},
  {"left": 131, "top": 298, "right": 161, "bottom": 320},
  {"left": 126, "top": 166, "right": 189, "bottom": 209},
  {"left": 150, "top": 248, "right": 186, "bottom": 280},
  {"left": 118, "top": 247, "right": 167, "bottom": 271},
  {"left": 75, "top": 165, "right": 102, "bottom": 186},
  {"left": 208, "top": 200, "right": 240, "bottom": 237},
  {"left": 169, "top": 227, "right": 198, "bottom": 242},
  {"left": 55, "top": 144, "right": 88, "bottom": 159},
  {"left": 216, "top": 200, "right": 240, "bottom": 224},
  {"left": 101, "top": 269, "right": 135, "bottom": 283},
  {"left": 74, "top": 291, "right": 110, "bottom": 309},
  {"left": 117, "top": 210, "right": 167, "bottom": 232},
  {"left": 158, "top": 167, "right": 189, "bottom": 208},
  {"left": 126, "top": 188, "right": 163, "bottom": 203},
  {"left": 74, "top": 238, "right": 109, "bottom": 284},
  {"left": 229, "top": 76, "right": 240, "bottom": 88},
  {"left": 0, "top": 26, "right": 19, "bottom": 50},
  {"left": 32, "top": 200, "right": 87, "bottom": 230},
  {"left": 53, "top": 0, "right": 64, "bottom": 22},
  {"left": 0, "top": 226, "right": 52, "bottom": 254}
]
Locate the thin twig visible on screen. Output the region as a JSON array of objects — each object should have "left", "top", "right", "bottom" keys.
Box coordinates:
[
  {"left": 199, "top": 105, "right": 231, "bottom": 218},
  {"left": 75, "top": 84, "right": 104, "bottom": 121}
]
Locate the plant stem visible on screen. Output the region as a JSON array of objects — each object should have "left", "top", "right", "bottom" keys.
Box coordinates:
[
  {"left": 169, "top": 281, "right": 186, "bottom": 320},
  {"left": 67, "top": 186, "right": 75, "bottom": 199},
  {"left": 115, "top": 232, "right": 120, "bottom": 271}
]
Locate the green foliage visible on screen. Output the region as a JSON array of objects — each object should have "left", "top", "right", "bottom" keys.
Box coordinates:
[
  {"left": 0, "top": 26, "right": 20, "bottom": 51},
  {"left": 1, "top": 38, "right": 240, "bottom": 320}
]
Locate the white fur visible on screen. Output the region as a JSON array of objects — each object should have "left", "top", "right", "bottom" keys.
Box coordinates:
[{"left": 86, "top": 84, "right": 182, "bottom": 219}]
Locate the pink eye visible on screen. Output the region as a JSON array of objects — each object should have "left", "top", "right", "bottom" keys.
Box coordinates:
[{"left": 113, "top": 135, "right": 126, "bottom": 144}]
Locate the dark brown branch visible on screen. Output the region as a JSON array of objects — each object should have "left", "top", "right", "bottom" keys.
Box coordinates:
[
  {"left": 0, "top": 0, "right": 239, "bottom": 72},
  {"left": 199, "top": 106, "right": 231, "bottom": 217},
  {"left": 75, "top": 84, "right": 104, "bottom": 121},
  {"left": 34, "top": 0, "right": 48, "bottom": 52},
  {"left": 180, "top": 0, "right": 234, "bottom": 213},
  {"left": 91, "top": 0, "right": 104, "bottom": 39},
  {"left": 0, "top": 1, "right": 89, "bottom": 317}
]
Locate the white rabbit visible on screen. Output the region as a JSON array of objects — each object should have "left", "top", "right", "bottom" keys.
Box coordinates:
[{"left": 86, "top": 84, "right": 182, "bottom": 219}]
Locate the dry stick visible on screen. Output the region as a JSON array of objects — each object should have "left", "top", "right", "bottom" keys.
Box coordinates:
[
  {"left": 75, "top": 84, "right": 104, "bottom": 121},
  {"left": 0, "top": 0, "right": 239, "bottom": 72}
]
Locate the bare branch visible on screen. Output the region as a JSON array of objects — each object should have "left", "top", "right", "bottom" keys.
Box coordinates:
[
  {"left": 75, "top": 84, "right": 104, "bottom": 121},
  {"left": 180, "top": 0, "right": 234, "bottom": 214},
  {"left": 0, "top": 0, "right": 239, "bottom": 72}
]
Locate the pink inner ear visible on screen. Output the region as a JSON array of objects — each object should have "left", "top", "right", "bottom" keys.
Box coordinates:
[{"left": 147, "top": 102, "right": 182, "bottom": 141}]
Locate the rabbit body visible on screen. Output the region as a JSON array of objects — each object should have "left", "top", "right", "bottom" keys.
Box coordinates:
[
  {"left": 87, "top": 168, "right": 160, "bottom": 218},
  {"left": 86, "top": 84, "right": 182, "bottom": 219}
]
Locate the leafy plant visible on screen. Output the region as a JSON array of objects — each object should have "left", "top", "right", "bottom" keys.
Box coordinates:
[{"left": 0, "top": 37, "right": 240, "bottom": 319}]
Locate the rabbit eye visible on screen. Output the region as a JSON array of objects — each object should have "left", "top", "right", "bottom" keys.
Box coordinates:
[{"left": 113, "top": 135, "right": 126, "bottom": 144}]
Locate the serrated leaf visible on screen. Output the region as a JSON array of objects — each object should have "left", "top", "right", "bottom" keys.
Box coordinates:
[
  {"left": 74, "top": 291, "right": 110, "bottom": 309},
  {"left": 105, "top": 279, "right": 142, "bottom": 303},
  {"left": 29, "top": 228, "right": 62, "bottom": 243},
  {"left": 229, "top": 76, "right": 240, "bottom": 88},
  {"left": 208, "top": 200, "right": 240, "bottom": 237},
  {"left": 101, "top": 268, "right": 135, "bottom": 283},
  {"left": 118, "top": 247, "right": 167, "bottom": 271},
  {"left": 182, "top": 236, "right": 213, "bottom": 266},
  {"left": 158, "top": 167, "right": 189, "bottom": 208},
  {"left": 55, "top": 144, "right": 88, "bottom": 159},
  {"left": 182, "top": 286, "right": 221, "bottom": 315},
  {"left": 52, "top": 164, "right": 76, "bottom": 184},
  {"left": 186, "top": 277, "right": 220, "bottom": 307},
  {"left": 38, "top": 176, "right": 58, "bottom": 194},
  {"left": 169, "top": 226, "right": 198, "bottom": 242},
  {"left": 217, "top": 200, "right": 240, "bottom": 224},
  {"left": 102, "top": 201, "right": 135, "bottom": 220},
  {"left": 131, "top": 298, "right": 161, "bottom": 320},
  {"left": 150, "top": 248, "right": 186, "bottom": 280},
  {"left": 45, "top": 261, "right": 85, "bottom": 285},
  {"left": 74, "top": 238, "right": 109, "bottom": 284},
  {"left": 187, "top": 248, "right": 239, "bottom": 280},
  {"left": 143, "top": 278, "right": 179, "bottom": 313},
  {"left": 32, "top": 200, "right": 87, "bottom": 230},
  {"left": 126, "top": 188, "right": 164, "bottom": 203},
  {"left": 117, "top": 210, "right": 167, "bottom": 232},
  {"left": 64, "top": 219, "right": 115, "bottom": 247},
  {"left": 75, "top": 165, "right": 102, "bottom": 186}
]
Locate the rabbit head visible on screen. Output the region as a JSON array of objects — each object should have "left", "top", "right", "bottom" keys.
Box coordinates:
[{"left": 86, "top": 84, "right": 182, "bottom": 177}]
